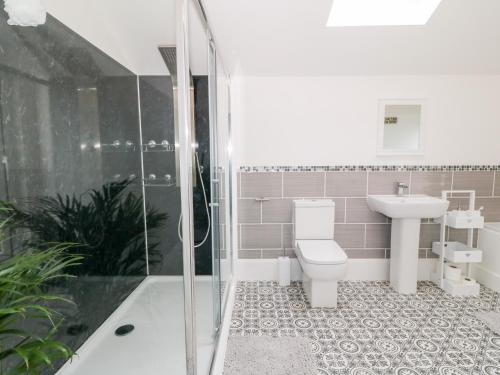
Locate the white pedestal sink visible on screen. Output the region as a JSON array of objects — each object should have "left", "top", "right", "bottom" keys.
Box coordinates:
[{"left": 367, "top": 195, "right": 449, "bottom": 294}]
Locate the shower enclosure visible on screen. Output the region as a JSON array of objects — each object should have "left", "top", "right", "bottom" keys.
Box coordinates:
[{"left": 0, "top": 0, "right": 233, "bottom": 374}]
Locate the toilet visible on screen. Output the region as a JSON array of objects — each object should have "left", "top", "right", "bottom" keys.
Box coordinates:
[{"left": 293, "top": 200, "right": 348, "bottom": 308}]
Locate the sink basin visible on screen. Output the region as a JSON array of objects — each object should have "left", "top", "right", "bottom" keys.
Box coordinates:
[
  {"left": 367, "top": 194, "right": 449, "bottom": 294},
  {"left": 367, "top": 195, "right": 449, "bottom": 219}
]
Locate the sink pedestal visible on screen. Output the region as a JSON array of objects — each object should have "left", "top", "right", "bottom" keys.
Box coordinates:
[
  {"left": 390, "top": 218, "right": 420, "bottom": 294},
  {"left": 367, "top": 194, "right": 449, "bottom": 295}
]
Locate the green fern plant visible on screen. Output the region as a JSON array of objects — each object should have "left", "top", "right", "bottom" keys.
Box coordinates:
[
  {"left": 0, "top": 214, "right": 82, "bottom": 374},
  {"left": 4, "top": 180, "right": 167, "bottom": 276}
]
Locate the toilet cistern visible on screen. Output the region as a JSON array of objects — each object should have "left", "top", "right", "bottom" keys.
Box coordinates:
[{"left": 293, "top": 200, "right": 348, "bottom": 308}]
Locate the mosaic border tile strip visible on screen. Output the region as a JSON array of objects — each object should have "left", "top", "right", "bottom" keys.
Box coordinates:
[{"left": 239, "top": 165, "right": 500, "bottom": 172}]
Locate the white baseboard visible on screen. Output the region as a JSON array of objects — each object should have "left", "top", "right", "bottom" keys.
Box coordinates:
[
  {"left": 236, "top": 258, "right": 303, "bottom": 281},
  {"left": 236, "top": 258, "right": 437, "bottom": 282},
  {"left": 472, "top": 264, "right": 500, "bottom": 292}
]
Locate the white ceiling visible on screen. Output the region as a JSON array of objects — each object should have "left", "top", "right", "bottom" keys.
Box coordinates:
[
  {"left": 45, "top": 0, "right": 208, "bottom": 76},
  {"left": 203, "top": 0, "right": 500, "bottom": 76}
]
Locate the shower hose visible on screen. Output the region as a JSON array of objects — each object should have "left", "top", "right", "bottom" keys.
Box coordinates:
[{"left": 177, "top": 152, "right": 211, "bottom": 248}]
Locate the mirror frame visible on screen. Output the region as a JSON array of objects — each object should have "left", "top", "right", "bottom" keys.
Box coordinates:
[{"left": 377, "top": 98, "right": 426, "bottom": 156}]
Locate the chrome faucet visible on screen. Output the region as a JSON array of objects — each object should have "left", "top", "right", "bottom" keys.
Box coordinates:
[{"left": 397, "top": 182, "right": 409, "bottom": 196}]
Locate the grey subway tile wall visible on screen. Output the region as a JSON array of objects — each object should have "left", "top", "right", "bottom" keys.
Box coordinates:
[
  {"left": 346, "top": 248, "right": 386, "bottom": 259},
  {"left": 282, "top": 224, "right": 294, "bottom": 250},
  {"left": 325, "top": 171, "right": 367, "bottom": 197},
  {"left": 238, "top": 199, "right": 261, "bottom": 223},
  {"left": 419, "top": 224, "right": 441, "bottom": 249},
  {"left": 410, "top": 171, "right": 452, "bottom": 196},
  {"left": 365, "top": 224, "right": 391, "bottom": 248},
  {"left": 346, "top": 198, "right": 387, "bottom": 223},
  {"left": 494, "top": 171, "right": 500, "bottom": 195},
  {"left": 367, "top": 171, "right": 411, "bottom": 195},
  {"left": 331, "top": 198, "right": 347, "bottom": 222},
  {"left": 239, "top": 250, "right": 262, "bottom": 259},
  {"left": 237, "top": 168, "right": 500, "bottom": 259},
  {"left": 240, "top": 172, "right": 282, "bottom": 198},
  {"left": 240, "top": 224, "right": 282, "bottom": 249},
  {"left": 452, "top": 171, "right": 494, "bottom": 196},
  {"left": 283, "top": 172, "right": 324, "bottom": 197},
  {"left": 476, "top": 197, "right": 500, "bottom": 221},
  {"left": 261, "top": 198, "right": 294, "bottom": 223},
  {"left": 334, "top": 224, "right": 365, "bottom": 248}
]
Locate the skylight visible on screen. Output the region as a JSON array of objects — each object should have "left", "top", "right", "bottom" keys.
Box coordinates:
[{"left": 327, "top": 0, "right": 443, "bottom": 27}]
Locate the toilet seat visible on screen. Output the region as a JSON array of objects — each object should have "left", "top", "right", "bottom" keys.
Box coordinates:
[{"left": 296, "top": 240, "right": 347, "bottom": 265}]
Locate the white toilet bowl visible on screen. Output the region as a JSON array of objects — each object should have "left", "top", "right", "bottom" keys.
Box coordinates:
[
  {"left": 295, "top": 239, "right": 347, "bottom": 308},
  {"left": 293, "top": 200, "right": 348, "bottom": 308}
]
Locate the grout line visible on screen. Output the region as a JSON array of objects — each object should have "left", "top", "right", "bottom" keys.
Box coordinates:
[
  {"left": 409, "top": 171, "right": 413, "bottom": 195},
  {"left": 281, "top": 224, "right": 283, "bottom": 250},
  {"left": 366, "top": 171, "right": 370, "bottom": 196},
  {"left": 363, "top": 224, "right": 367, "bottom": 248},
  {"left": 238, "top": 224, "right": 241, "bottom": 250},
  {"left": 344, "top": 197, "right": 347, "bottom": 223},
  {"left": 323, "top": 172, "right": 326, "bottom": 198},
  {"left": 238, "top": 172, "right": 241, "bottom": 198},
  {"left": 281, "top": 172, "right": 284, "bottom": 198},
  {"left": 260, "top": 201, "right": 263, "bottom": 224},
  {"left": 493, "top": 171, "right": 497, "bottom": 196}
]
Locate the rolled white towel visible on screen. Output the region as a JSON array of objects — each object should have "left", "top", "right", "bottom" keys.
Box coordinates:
[{"left": 4, "top": 0, "right": 46, "bottom": 27}]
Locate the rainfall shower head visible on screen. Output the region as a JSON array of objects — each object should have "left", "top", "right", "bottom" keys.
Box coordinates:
[
  {"left": 158, "top": 46, "right": 195, "bottom": 87},
  {"left": 158, "top": 46, "right": 178, "bottom": 86}
]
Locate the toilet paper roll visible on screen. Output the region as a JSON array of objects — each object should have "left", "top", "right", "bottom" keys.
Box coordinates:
[
  {"left": 462, "top": 277, "right": 477, "bottom": 285},
  {"left": 444, "top": 264, "right": 462, "bottom": 282},
  {"left": 278, "top": 256, "right": 291, "bottom": 287}
]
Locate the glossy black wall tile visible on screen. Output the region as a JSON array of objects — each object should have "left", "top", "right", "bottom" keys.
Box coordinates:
[
  {"left": 138, "top": 75, "right": 212, "bottom": 275},
  {"left": 0, "top": 9, "right": 146, "bottom": 372}
]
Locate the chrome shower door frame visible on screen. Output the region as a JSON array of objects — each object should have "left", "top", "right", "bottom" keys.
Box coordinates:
[
  {"left": 176, "top": 0, "right": 197, "bottom": 373},
  {"left": 176, "top": 0, "right": 234, "bottom": 373},
  {"left": 207, "top": 32, "right": 226, "bottom": 336}
]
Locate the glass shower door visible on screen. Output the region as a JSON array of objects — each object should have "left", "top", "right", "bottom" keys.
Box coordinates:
[{"left": 208, "top": 38, "right": 222, "bottom": 334}]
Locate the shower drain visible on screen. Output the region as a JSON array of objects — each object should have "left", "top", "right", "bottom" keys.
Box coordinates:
[{"left": 115, "top": 324, "right": 135, "bottom": 336}]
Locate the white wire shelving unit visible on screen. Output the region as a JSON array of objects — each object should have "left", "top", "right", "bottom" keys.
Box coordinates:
[{"left": 430, "top": 190, "right": 484, "bottom": 297}]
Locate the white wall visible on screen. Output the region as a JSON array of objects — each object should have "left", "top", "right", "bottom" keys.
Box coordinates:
[{"left": 233, "top": 75, "right": 500, "bottom": 166}]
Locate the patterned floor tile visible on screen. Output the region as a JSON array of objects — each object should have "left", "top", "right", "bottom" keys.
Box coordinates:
[{"left": 229, "top": 281, "right": 500, "bottom": 375}]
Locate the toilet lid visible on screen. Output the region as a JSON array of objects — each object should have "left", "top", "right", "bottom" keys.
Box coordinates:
[{"left": 297, "top": 240, "right": 347, "bottom": 265}]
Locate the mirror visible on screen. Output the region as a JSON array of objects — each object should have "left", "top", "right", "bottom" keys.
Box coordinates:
[{"left": 377, "top": 99, "right": 425, "bottom": 155}]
